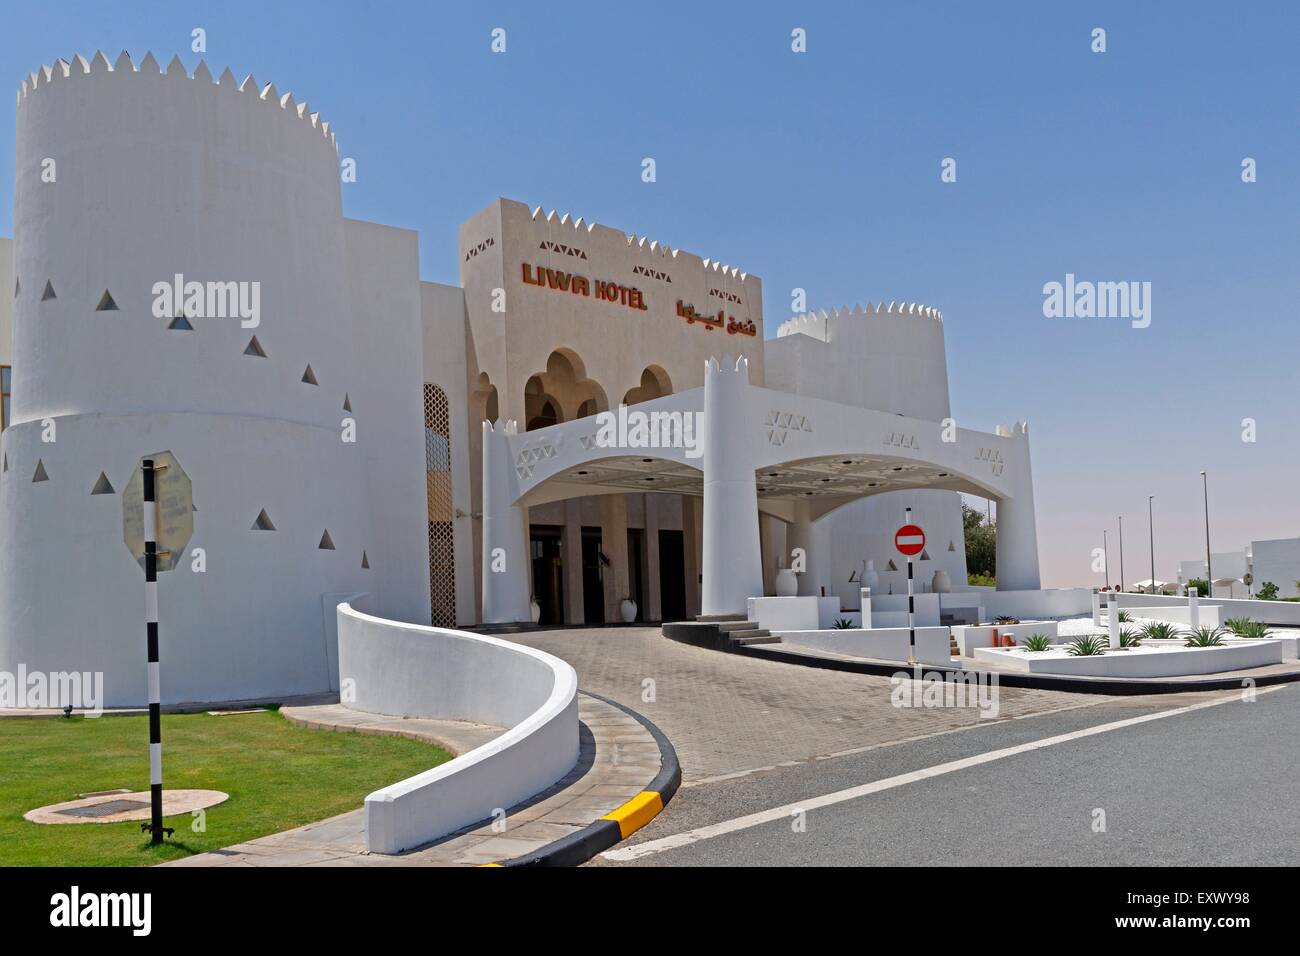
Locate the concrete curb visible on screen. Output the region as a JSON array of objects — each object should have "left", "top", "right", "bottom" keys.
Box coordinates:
[
  {"left": 495, "top": 691, "right": 680, "bottom": 867},
  {"left": 664, "top": 622, "right": 1300, "bottom": 695}
]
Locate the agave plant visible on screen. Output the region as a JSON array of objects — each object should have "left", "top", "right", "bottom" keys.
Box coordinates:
[
  {"left": 1117, "top": 609, "right": 1132, "bottom": 623},
  {"left": 1140, "top": 621, "right": 1179, "bottom": 641},
  {"left": 995, "top": 616, "right": 1020, "bottom": 625},
  {"left": 1067, "top": 636, "right": 1108, "bottom": 656},
  {"left": 1022, "top": 633, "right": 1053, "bottom": 652},
  {"left": 1118, "top": 626, "right": 1142, "bottom": 648},
  {"left": 1184, "top": 625, "right": 1226, "bottom": 647},
  {"left": 1224, "top": 617, "right": 1269, "bottom": 639},
  {"left": 832, "top": 617, "right": 854, "bottom": 630}
]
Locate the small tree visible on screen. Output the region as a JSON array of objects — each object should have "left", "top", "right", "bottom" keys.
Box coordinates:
[
  {"left": 1257, "top": 581, "right": 1280, "bottom": 601},
  {"left": 1187, "top": 577, "right": 1211, "bottom": 597}
]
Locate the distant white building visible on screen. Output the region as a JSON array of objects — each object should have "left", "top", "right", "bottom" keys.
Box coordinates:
[{"left": 1176, "top": 539, "right": 1300, "bottom": 599}]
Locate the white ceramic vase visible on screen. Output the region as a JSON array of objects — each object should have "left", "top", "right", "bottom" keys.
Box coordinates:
[{"left": 775, "top": 568, "right": 799, "bottom": 597}]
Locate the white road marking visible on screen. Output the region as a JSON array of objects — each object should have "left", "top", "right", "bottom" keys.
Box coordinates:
[{"left": 602, "top": 688, "right": 1280, "bottom": 862}]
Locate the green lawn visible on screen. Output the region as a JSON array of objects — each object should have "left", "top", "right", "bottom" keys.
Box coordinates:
[{"left": 0, "top": 710, "right": 450, "bottom": 866}]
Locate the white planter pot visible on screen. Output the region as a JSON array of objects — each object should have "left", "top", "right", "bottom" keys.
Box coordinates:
[
  {"left": 775, "top": 568, "right": 799, "bottom": 597},
  {"left": 529, "top": 600, "right": 541, "bottom": 624},
  {"left": 931, "top": 570, "right": 951, "bottom": 594},
  {"left": 861, "top": 560, "right": 880, "bottom": 594},
  {"left": 619, "top": 599, "right": 637, "bottom": 623}
]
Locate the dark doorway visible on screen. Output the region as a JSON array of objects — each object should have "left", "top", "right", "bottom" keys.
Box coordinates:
[
  {"left": 530, "top": 525, "right": 564, "bottom": 625},
  {"left": 626, "top": 529, "right": 645, "bottom": 622},
  {"left": 581, "top": 527, "right": 605, "bottom": 624},
  {"left": 658, "top": 529, "right": 686, "bottom": 622}
]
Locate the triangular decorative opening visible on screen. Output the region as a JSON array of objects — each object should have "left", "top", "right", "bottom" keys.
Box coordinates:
[
  {"left": 886, "top": 559, "right": 899, "bottom": 571},
  {"left": 301, "top": 365, "right": 318, "bottom": 385},
  {"left": 90, "top": 472, "right": 115, "bottom": 495},
  {"left": 13, "top": 277, "right": 18, "bottom": 298},
  {"left": 251, "top": 509, "right": 276, "bottom": 531},
  {"left": 361, "top": 550, "right": 370, "bottom": 569},
  {"left": 95, "top": 290, "right": 119, "bottom": 312},
  {"left": 919, "top": 549, "right": 931, "bottom": 561},
  {"left": 318, "top": 529, "right": 335, "bottom": 550},
  {"left": 243, "top": 336, "right": 266, "bottom": 357},
  {"left": 2, "top": 453, "right": 7, "bottom": 472},
  {"left": 32, "top": 459, "right": 49, "bottom": 482},
  {"left": 168, "top": 313, "right": 194, "bottom": 331},
  {"left": 41, "top": 280, "right": 56, "bottom": 301},
  {"left": 948, "top": 540, "right": 956, "bottom": 552},
  {"left": 343, "top": 394, "right": 352, "bottom": 413}
]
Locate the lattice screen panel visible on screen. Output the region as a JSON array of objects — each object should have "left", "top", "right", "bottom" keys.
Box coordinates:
[{"left": 424, "top": 384, "right": 456, "bottom": 628}]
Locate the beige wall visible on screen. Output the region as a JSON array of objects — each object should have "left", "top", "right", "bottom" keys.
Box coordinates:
[{"left": 460, "top": 198, "right": 765, "bottom": 426}]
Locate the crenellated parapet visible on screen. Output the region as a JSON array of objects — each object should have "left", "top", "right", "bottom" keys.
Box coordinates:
[
  {"left": 17, "top": 51, "right": 339, "bottom": 152},
  {"left": 774, "top": 301, "right": 944, "bottom": 341}
]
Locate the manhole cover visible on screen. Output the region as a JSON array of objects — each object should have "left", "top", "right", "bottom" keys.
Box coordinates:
[{"left": 55, "top": 799, "right": 150, "bottom": 818}]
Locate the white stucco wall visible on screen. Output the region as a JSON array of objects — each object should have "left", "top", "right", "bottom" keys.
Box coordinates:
[
  {"left": 0, "top": 56, "right": 425, "bottom": 706},
  {"left": 1250, "top": 538, "right": 1300, "bottom": 599},
  {"left": 420, "top": 280, "right": 476, "bottom": 625},
  {"left": 0, "top": 237, "right": 12, "bottom": 370}
]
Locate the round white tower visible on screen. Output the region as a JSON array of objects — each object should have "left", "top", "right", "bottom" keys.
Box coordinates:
[{"left": 0, "top": 53, "right": 370, "bottom": 706}]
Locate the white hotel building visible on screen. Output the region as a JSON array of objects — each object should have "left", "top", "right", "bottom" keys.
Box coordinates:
[{"left": 0, "top": 54, "right": 1042, "bottom": 706}]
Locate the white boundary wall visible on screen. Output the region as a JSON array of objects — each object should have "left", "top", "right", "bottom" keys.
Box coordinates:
[
  {"left": 337, "top": 603, "right": 578, "bottom": 854},
  {"left": 780, "top": 625, "right": 952, "bottom": 665}
]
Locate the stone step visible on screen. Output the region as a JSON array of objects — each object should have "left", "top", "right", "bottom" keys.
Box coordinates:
[
  {"left": 716, "top": 620, "right": 763, "bottom": 633},
  {"left": 697, "top": 613, "right": 748, "bottom": 623},
  {"left": 733, "top": 634, "right": 780, "bottom": 645}
]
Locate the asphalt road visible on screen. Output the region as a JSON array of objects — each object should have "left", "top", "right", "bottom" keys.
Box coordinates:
[{"left": 596, "top": 684, "right": 1298, "bottom": 866}]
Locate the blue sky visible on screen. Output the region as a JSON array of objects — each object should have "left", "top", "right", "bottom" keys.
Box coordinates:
[{"left": 2, "top": 1, "right": 1297, "bottom": 588}]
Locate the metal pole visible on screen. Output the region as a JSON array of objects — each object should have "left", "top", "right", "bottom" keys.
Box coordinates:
[
  {"left": 142, "top": 459, "right": 166, "bottom": 845},
  {"left": 1103, "top": 530, "right": 1110, "bottom": 589},
  {"left": 1201, "top": 471, "right": 1212, "bottom": 592},
  {"left": 1148, "top": 495, "right": 1155, "bottom": 596},
  {"left": 906, "top": 506, "right": 916, "bottom": 666},
  {"left": 1118, "top": 515, "right": 1125, "bottom": 592}
]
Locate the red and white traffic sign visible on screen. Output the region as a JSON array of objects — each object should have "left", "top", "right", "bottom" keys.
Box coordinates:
[{"left": 895, "top": 523, "right": 926, "bottom": 557}]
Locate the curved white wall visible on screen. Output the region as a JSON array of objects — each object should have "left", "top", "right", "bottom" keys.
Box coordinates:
[
  {"left": 0, "top": 55, "right": 424, "bottom": 706},
  {"left": 336, "top": 603, "right": 579, "bottom": 854}
]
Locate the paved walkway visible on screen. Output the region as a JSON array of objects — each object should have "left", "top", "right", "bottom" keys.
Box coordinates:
[
  {"left": 510, "top": 627, "right": 1111, "bottom": 785},
  {"left": 165, "top": 693, "right": 661, "bottom": 867}
]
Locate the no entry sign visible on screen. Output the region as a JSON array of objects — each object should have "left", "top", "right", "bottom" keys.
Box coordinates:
[{"left": 895, "top": 523, "right": 926, "bottom": 557}]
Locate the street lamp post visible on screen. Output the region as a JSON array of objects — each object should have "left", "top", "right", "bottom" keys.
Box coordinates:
[
  {"left": 1118, "top": 516, "right": 1125, "bottom": 592},
  {"left": 1103, "top": 529, "right": 1110, "bottom": 589},
  {"left": 1148, "top": 496, "right": 1156, "bottom": 595},
  {"left": 1201, "top": 471, "right": 1212, "bottom": 593}
]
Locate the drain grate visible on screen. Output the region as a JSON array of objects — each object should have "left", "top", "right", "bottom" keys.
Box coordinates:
[{"left": 55, "top": 799, "right": 150, "bottom": 818}]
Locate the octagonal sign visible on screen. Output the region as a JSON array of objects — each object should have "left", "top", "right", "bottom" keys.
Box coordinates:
[{"left": 122, "top": 450, "right": 194, "bottom": 573}]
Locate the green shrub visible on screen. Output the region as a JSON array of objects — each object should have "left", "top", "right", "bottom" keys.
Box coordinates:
[
  {"left": 1184, "top": 625, "right": 1226, "bottom": 647},
  {"left": 1256, "top": 582, "right": 1280, "bottom": 601},
  {"left": 1118, "top": 626, "right": 1142, "bottom": 648},
  {"left": 1224, "top": 617, "right": 1269, "bottom": 639},
  {"left": 995, "top": 616, "right": 1020, "bottom": 625},
  {"left": 1186, "top": 577, "right": 1211, "bottom": 597},
  {"left": 1022, "top": 633, "right": 1053, "bottom": 652},
  {"left": 1140, "top": 621, "right": 1179, "bottom": 641},
  {"left": 832, "top": 617, "right": 854, "bottom": 629},
  {"left": 1067, "top": 636, "right": 1108, "bottom": 656}
]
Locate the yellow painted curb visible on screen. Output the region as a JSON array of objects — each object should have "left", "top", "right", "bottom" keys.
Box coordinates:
[{"left": 601, "top": 790, "right": 664, "bottom": 839}]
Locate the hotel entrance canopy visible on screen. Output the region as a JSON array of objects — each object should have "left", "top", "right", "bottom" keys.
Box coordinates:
[{"left": 480, "top": 357, "right": 1039, "bottom": 623}]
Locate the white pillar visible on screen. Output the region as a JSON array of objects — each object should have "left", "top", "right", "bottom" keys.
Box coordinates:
[
  {"left": 994, "top": 423, "right": 1042, "bottom": 591},
  {"left": 859, "top": 588, "right": 873, "bottom": 628},
  {"left": 1107, "top": 592, "right": 1121, "bottom": 649},
  {"left": 788, "top": 499, "right": 821, "bottom": 597},
  {"left": 481, "top": 420, "right": 531, "bottom": 624},
  {"left": 701, "top": 357, "right": 764, "bottom": 617},
  {"left": 1188, "top": 586, "right": 1200, "bottom": 631}
]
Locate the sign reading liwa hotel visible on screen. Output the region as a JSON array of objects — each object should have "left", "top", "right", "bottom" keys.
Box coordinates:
[{"left": 520, "top": 263, "right": 756, "bottom": 335}]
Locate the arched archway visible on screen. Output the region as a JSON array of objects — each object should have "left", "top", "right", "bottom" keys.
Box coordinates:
[
  {"left": 525, "top": 348, "right": 608, "bottom": 423},
  {"left": 623, "top": 365, "right": 673, "bottom": 406}
]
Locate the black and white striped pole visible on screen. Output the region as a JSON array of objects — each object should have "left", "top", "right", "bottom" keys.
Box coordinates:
[
  {"left": 894, "top": 509, "right": 925, "bottom": 668},
  {"left": 905, "top": 507, "right": 916, "bottom": 666},
  {"left": 141, "top": 459, "right": 172, "bottom": 845}
]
